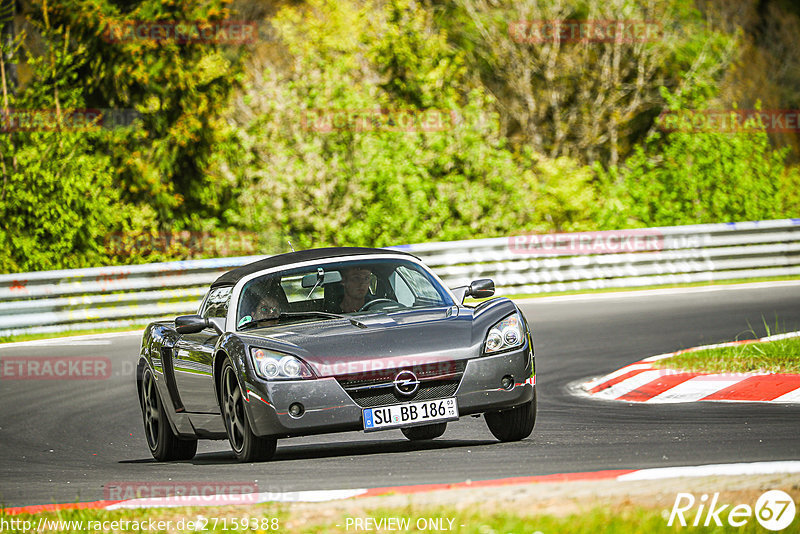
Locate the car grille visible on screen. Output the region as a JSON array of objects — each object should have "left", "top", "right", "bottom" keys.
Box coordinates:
[{"left": 336, "top": 361, "right": 466, "bottom": 408}]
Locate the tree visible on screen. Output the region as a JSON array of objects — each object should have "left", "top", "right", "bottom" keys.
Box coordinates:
[
  {"left": 598, "top": 89, "right": 792, "bottom": 228},
  {"left": 0, "top": 13, "right": 142, "bottom": 272},
  {"left": 433, "top": 0, "right": 737, "bottom": 167},
  {"left": 220, "top": 0, "right": 601, "bottom": 248},
  {"left": 23, "top": 0, "right": 246, "bottom": 228}
]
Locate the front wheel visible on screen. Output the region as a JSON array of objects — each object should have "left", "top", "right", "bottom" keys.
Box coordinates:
[
  {"left": 141, "top": 367, "right": 197, "bottom": 461},
  {"left": 401, "top": 422, "right": 447, "bottom": 441},
  {"left": 484, "top": 390, "right": 537, "bottom": 442},
  {"left": 220, "top": 360, "right": 277, "bottom": 462}
]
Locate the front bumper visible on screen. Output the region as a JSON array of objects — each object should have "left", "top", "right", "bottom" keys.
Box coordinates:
[{"left": 243, "top": 347, "right": 534, "bottom": 438}]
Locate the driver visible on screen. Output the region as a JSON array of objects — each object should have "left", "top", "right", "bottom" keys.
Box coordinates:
[
  {"left": 254, "top": 294, "right": 282, "bottom": 321},
  {"left": 237, "top": 279, "right": 285, "bottom": 328},
  {"left": 335, "top": 267, "right": 373, "bottom": 313}
]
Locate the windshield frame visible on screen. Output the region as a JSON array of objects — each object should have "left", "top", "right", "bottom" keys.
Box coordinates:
[{"left": 227, "top": 253, "right": 455, "bottom": 332}]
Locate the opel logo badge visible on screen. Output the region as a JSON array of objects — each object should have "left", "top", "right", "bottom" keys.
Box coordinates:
[{"left": 393, "top": 370, "right": 420, "bottom": 396}]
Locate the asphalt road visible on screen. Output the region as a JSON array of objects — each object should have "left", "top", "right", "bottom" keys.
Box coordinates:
[{"left": 2, "top": 283, "right": 800, "bottom": 507}]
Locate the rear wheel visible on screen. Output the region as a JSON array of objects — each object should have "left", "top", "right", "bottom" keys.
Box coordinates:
[
  {"left": 220, "top": 360, "right": 277, "bottom": 462},
  {"left": 484, "top": 390, "right": 537, "bottom": 442},
  {"left": 141, "top": 367, "right": 197, "bottom": 461},
  {"left": 401, "top": 422, "right": 447, "bottom": 441}
]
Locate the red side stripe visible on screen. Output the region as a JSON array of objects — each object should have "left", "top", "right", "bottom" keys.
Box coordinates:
[
  {"left": 589, "top": 367, "right": 651, "bottom": 394},
  {"left": 357, "top": 469, "right": 636, "bottom": 498},
  {"left": 616, "top": 372, "right": 701, "bottom": 402},
  {"left": 3, "top": 470, "right": 641, "bottom": 515},
  {"left": 701, "top": 374, "right": 800, "bottom": 401},
  {"left": 3, "top": 500, "right": 123, "bottom": 516}
]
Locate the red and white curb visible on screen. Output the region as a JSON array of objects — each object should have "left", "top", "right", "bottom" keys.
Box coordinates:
[
  {"left": 577, "top": 331, "right": 800, "bottom": 404},
  {"left": 4, "top": 461, "right": 800, "bottom": 515}
]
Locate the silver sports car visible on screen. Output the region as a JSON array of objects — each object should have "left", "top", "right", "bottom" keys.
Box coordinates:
[{"left": 137, "top": 247, "right": 536, "bottom": 462}]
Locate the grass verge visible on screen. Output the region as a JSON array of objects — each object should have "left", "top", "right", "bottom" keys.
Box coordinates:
[
  {"left": 3, "top": 474, "right": 798, "bottom": 533},
  {"left": 655, "top": 334, "right": 800, "bottom": 374},
  {"left": 0, "top": 325, "right": 148, "bottom": 344},
  {"left": 0, "top": 500, "right": 784, "bottom": 533}
]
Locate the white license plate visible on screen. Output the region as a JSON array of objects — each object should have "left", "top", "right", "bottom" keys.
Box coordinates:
[{"left": 363, "top": 397, "right": 458, "bottom": 432}]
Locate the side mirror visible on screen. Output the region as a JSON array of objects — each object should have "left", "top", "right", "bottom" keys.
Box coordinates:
[
  {"left": 467, "top": 279, "right": 495, "bottom": 299},
  {"left": 452, "top": 279, "right": 496, "bottom": 303},
  {"left": 175, "top": 315, "right": 223, "bottom": 335}
]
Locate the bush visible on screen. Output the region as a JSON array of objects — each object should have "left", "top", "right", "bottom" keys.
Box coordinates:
[
  {"left": 221, "top": 0, "right": 603, "bottom": 249},
  {"left": 599, "top": 90, "right": 793, "bottom": 228},
  {"left": 0, "top": 8, "right": 157, "bottom": 272},
  {"left": 0, "top": 132, "right": 123, "bottom": 272}
]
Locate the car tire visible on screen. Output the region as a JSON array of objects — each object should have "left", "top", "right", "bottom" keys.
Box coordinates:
[
  {"left": 401, "top": 422, "right": 447, "bottom": 441},
  {"left": 141, "top": 367, "right": 198, "bottom": 461},
  {"left": 484, "top": 389, "right": 537, "bottom": 442},
  {"left": 220, "top": 360, "right": 277, "bottom": 462}
]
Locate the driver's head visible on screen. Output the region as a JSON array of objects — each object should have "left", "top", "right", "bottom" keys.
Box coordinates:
[
  {"left": 341, "top": 267, "right": 372, "bottom": 300},
  {"left": 254, "top": 295, "right": 281, "bottom": 320}
]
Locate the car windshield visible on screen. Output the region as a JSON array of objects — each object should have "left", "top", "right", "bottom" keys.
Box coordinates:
[{"left": 235, "top": 258, "right": 453, "bottom": 329}]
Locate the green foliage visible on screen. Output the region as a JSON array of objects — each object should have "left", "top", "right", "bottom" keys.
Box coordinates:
[
  {"left": 25, "top": 0, "right": 245, "bottom": 227},
  {"left": 777, "top": 165, "right": 800, "bottom": 216},
  {"left": 0, "top": 0, "right": 251, "bottom": 272},
  {"left": 0, "top": 19, "right": 142, "bottom": 272},
  {"left": 528, "top": 155, "right": 599, "bottom": 232},
  {"left": 432, "top": 0, "right": 739, "bottom": 166},
  {"left": 599, "top": 90, "right": 792, "bottom": 228},
  {"left": 224, "top": 0, "right": 605, "bottom": 249},
  {"left": 369, "top": 0, "right": 466, "bottom": 109},
  {"left": 0, "top": 132, "right": 119, "bottom": 272},
  {"left": 1, "top": 0, "right": 798, "bottom": 274}
]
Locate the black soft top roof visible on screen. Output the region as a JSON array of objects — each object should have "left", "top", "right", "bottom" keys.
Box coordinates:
[{"left": 210, "top": 247, "right": 416, "bottom": 288}]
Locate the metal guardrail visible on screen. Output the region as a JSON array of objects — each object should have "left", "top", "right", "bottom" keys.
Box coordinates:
[{"left": 1, "top": 219, "right": 799, "bottom": 337}]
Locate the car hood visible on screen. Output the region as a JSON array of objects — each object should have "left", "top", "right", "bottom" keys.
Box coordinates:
[{"left": 239, "top": 308, "right": 480, "bottom": 377}]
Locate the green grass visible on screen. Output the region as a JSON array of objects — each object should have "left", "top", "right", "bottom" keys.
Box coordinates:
[
  {"left": 318, "top": 506, "right": 673, "bottom": 534},
  {"left": 656, "top": 334, "right": 800, "bottom": 374},
  {"left": 0, "top": 324, "right": 148, "bottom": 344},
  {"left": 0, "top": 501, "right": 784, "bottom": 533}
]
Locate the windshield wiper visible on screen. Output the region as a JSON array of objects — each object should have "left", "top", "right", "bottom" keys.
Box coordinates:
[
  {"left": 239, "top": 311, "right": 366, "bottom": 330},
  {"left": 278, "top": 311, "right": 367, "bottom": 329}
]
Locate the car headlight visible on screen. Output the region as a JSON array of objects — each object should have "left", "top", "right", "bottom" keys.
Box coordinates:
[
  {"left": 484, "top": 313, "right": 524, "bottom": 354},
  {"left": 250, "top": 348, "right": 313, "bottom": 380}
]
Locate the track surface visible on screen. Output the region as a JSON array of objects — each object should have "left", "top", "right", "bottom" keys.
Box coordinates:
[{"left": 2, "top": 284, "right": 800, "bottom": 507}]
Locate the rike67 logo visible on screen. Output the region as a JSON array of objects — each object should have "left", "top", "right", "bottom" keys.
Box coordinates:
[{"left": 668, "top": 490, "right": 796, "bottom": 531}]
